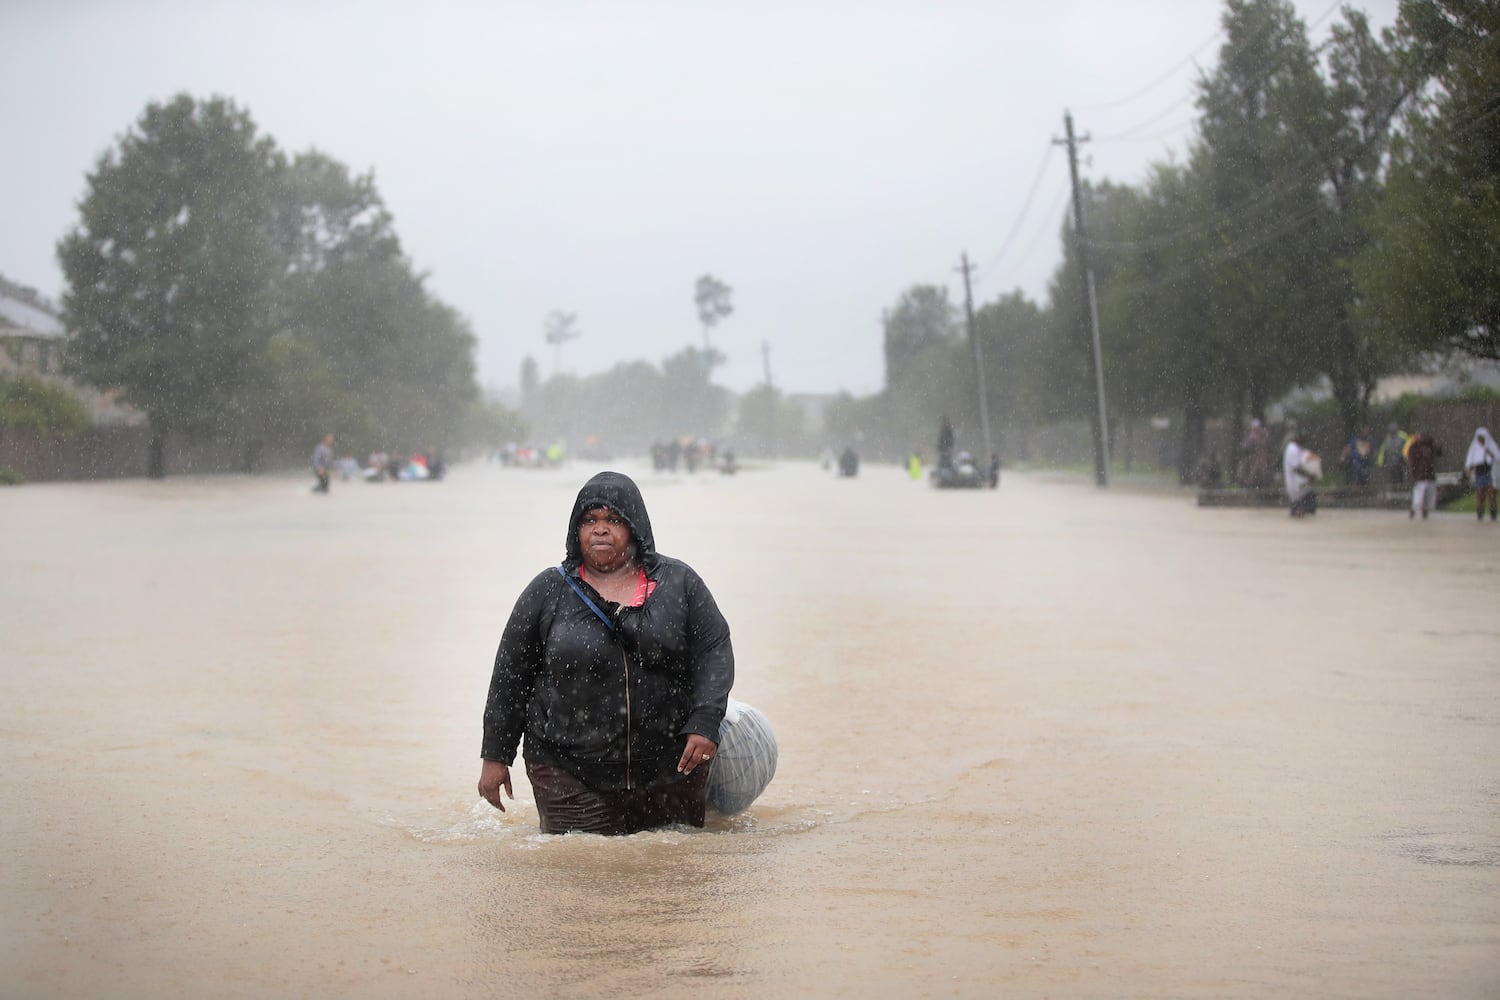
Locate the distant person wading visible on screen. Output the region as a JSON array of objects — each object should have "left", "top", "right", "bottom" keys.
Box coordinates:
[
  {"left": 1406, "top": 429, "right": 1443, "bottom": 520},
  {"left": 1282, "top": 431, "right": 1320, "bottom": 518},
  {"left": 1465, "top": 427, "right": 1498, "bottom": 522},
  {"left": 311, "top": 433, "right": 334, "bottom": 494}
]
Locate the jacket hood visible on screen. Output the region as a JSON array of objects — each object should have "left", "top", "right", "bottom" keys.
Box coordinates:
[
  {"left": 1468, "top": 427, "right": 1496, "bottom": 469},
  {"left": 565, "top": 470, "right": 658, "bottom": 569}
]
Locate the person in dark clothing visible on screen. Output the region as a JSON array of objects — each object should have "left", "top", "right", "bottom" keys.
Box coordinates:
[
  {"left": 1341, "top": 426, "right": 1377, "bottom": 486},
  {"left": 937, "top": 416, "right": 955, "bottom": 472},
  {"left": 1238, "top": 419, "right": 1273, "bottom": 488},
  {"left": 1406, "top": 429, "right": 1442, "bottom": 520},
  {"left": 478, "top": 471, "right": 734, "bottom": 835},
  {"left": 838, "top": 446, "right": 859, "bottom": 477},
  {"left": 310, "top": 433, "right": 334, "bottom": 494},
  {"left": 1379, "top": 423, "right": 1408, "bottom": 487}
]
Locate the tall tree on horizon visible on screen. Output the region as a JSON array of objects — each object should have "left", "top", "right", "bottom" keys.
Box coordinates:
[
  {"left": 58, "top": 93, "right": 485, "bottom": 474},
  {"left": 1186, "top": 0, "right": 1330, "bottom": 471},
  {"left": 58, "top": 94, "right": 282, "bottom": 477},
  {"left": 1356, "top": 0, "right": 1500, "bottom": 362},
  {"left": 693, "top": 274, "right": 733, "bottom": 354},
  {"left": 544, "top": 310, "right": 581, "bottom": 376}
]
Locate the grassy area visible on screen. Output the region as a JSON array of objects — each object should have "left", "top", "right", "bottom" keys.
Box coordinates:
[{"left": 1441, "top": 490, "right": 1479, "bottom": 513}]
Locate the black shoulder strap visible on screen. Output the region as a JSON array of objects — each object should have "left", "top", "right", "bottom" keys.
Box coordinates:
[{"left": 555, "top": 566, "right": 615, "bottom": 632}]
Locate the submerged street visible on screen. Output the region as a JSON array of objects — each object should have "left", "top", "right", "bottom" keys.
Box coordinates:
[{"left": 2, "top": 461, "right": 1497, "bottom": 998}]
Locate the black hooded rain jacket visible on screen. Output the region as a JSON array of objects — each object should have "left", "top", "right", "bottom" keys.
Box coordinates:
[{"left": 481, "top": 471, "right": 734, "bottom": 792}]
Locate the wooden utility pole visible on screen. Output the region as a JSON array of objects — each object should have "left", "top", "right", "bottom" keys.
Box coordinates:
[
  {"left": 1055, "top": 110, "right": 1110, "bottom": 487},
  {"left": 958, "top": 253, "right": 994, "bottom": 467}
]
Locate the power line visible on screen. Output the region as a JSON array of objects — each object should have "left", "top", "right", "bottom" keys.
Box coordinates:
[
  {"left": 993, "top": 179, "right": 1072, "bottom": 288},
  {"left": 978, "top": 143, "right": 1056, "bottom": 277},
  {"left": 1094, "top": 91, "right": 1199, "bottom": 142},
  {"left": 1069, "top": 6, "right": 1479, "bottom": 312},
  {"left": 1091, "top": 0, "right": 1356, "bottom": 149},
  {"left": 1073, "top": 26, "right": 1223, "bottom": 114},
  {"left": 1085, "top": 75, "right": 1497, "bottom": 258},
  {"left": 1080, "top": 146, "right": 1324, "bottom": 255},
  {"left": 1076, "top": 0, "right": 1344, "bottom": 122},
  {"left": 967, "top": 0, "right": 1449, "bottom": 325},
  {"left": 1097, "top": 119, "right": 1199, "bottom": 145},
  {"left": 1304, "top": 0, "right": 1345, "bottom": 34},
  {"left": 1098, "top": 84, "right": 1494, "bottom": 301},
  {"left": 1105, "top": 203, "right": 1324, "bottom": 301}
]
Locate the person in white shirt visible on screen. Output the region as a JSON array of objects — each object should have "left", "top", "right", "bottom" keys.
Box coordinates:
[
  {"left": 1282, "top": 432, "right": 1319, "bottom": 518},
  {"left": 1465, "top": 426, "right": 1499, "bottom": 522}
]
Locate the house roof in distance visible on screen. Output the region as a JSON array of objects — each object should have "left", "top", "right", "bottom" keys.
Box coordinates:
[{"left": 0, "top": 276, "right": 65, "bottom": 338}]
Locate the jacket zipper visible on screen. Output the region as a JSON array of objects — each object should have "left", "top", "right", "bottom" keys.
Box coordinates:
[{"left": 622, "top": 648, "right": 633, "bottom": 789}]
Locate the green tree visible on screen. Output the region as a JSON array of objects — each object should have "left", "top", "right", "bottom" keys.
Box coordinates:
[
  {"left": 882, "top": 285, "right": 958, "bottom": 388},
  {"left": 972, "top": 290, "right": 1050, "bottom": 463},
  {"left": 660, "top": 346, "right": 731, "bottom": 440},
  {"left": 0, "top": 374, "right": 90, "bottom": 434},
  {"left": 1046, "top": 180, "right": 1135, "bottom": 429},
  {"left": 544, "top": 310, "right": 581, "bottom": 376},
  {"left": 693, "top": 274, "right": 733, "bottom": 352},
  {"left": 58, "top": 94, "right": 283, "bottom": 476},
  {"left": 1313, "top": 10, "right": 1404, "bottom": 437},
  {"left": 1092, "top": 163, "right": 1246, "bottom": 476},
  {"left": 234, "top": 332, "right": 377, "bottom": 459},
  {"left": 461, "top": 395, "right": 529, "bottom": 453},
  {"left": 1080, "top": 1, "right": 1402, "bottom": 472},
  {"left": 520, "top": 349, "right": 733, "bottom": 457},
  {"left": 734, "top": 385, "right": 806, "bottom": 458},
  {"left": 271, "top": 151, "right": 399, "bottom": 291},
  {"left": 524, "top": 372, "right": 584, "bottom": 450},
  {"left": 268, "top": 151, "right": 476, "bottom": 454},
  {"left": 821, "top": 390, "right": 875, "bottom": 453},
  {"left": 519, "top": 355, "right": 540, "bottom": 408},
  {"left": 1357, "top": 0, "right": 1500, "bottom": 361},
  {"left": 1193, "top": 0, "right": 1329, "bottom": 456},
  {"left": 58, "top": 95, "right": 484, "bottom": 475},
  {"left": 569, "top": 360, "right": 667, "bottom": 453}
]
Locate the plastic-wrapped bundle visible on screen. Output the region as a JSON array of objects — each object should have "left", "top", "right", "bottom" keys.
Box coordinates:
[{"left": 707, "top": 696, "right": 778, "bottom": 815}]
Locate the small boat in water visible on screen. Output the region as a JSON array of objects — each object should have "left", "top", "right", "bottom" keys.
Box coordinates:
[{"left": 931, "top": 452, "right": 987, "bottom": 489}]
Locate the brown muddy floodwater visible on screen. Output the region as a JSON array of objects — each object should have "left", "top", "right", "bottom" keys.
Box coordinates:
[{"left": 2, "top": 460, "right": 1498, "bottom": 998}]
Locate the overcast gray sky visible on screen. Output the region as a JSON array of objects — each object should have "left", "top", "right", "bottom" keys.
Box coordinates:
[{"left": 1, "top": 0, "right": 1400, "bottom": 397}]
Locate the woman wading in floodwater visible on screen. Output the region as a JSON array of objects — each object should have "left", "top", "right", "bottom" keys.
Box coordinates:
[{"left": 478, "top": 471, "right": 734, "bottom": 834}]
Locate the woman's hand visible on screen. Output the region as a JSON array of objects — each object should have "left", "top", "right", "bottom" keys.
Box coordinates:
[
  {"left": 478, "top": 759, "right": 513, "bottom": 811},
  {"left": 678, "top": 734, "right": 719, "bottom": 775}
]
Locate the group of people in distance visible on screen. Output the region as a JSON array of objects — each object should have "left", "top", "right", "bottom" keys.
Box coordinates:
[
  {"left": 1279, "top": 423, "right": 1498, "bottom": 521},
  {"left": 362, "top": 448, "right": 445, "bottom": 483},
  {"left": 309, "top": 433, "right": 445, "bottom": 493},
  {"left": 1233, "top": 419, "right": 1409, "bottom": 493},
  {"left": 649, "top": 437, "right": 718, "bottom": 473}
]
